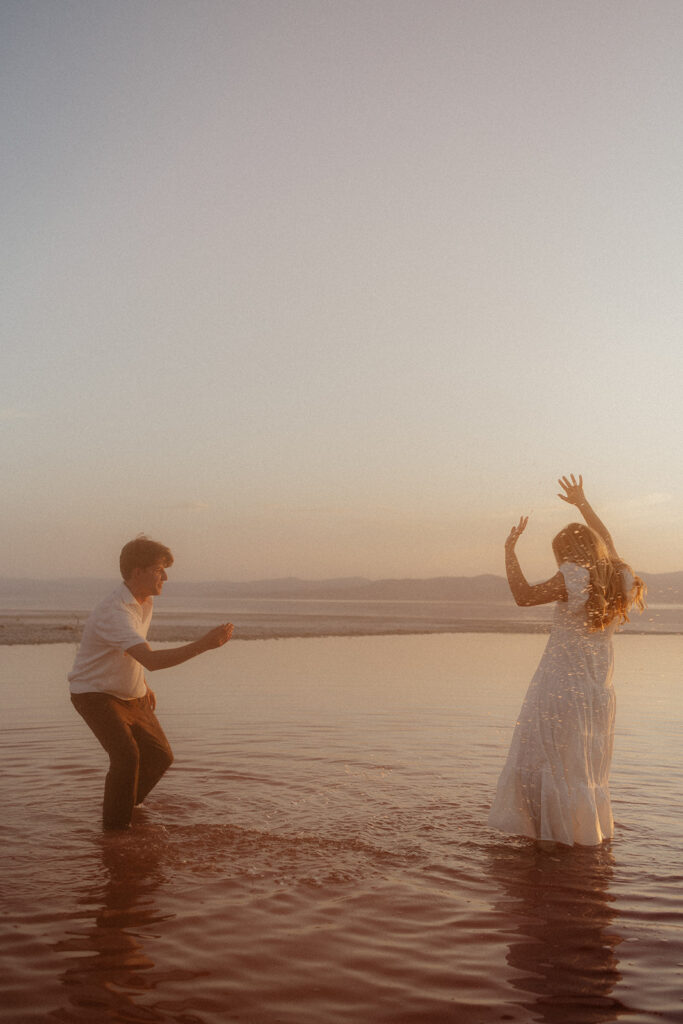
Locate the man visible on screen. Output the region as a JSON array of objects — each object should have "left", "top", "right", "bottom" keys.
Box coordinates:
[{"left": 69, "top": 536, "right": 233, "bottom": 830}]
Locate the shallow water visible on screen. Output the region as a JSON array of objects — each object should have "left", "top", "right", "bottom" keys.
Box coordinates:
[{"left": 0, "top": 634, "right": 681, "bottom": 1023}]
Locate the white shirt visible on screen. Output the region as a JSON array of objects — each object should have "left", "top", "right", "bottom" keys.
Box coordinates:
[{"left": 68, "top": 582, "right": 153, "bottom": 699}]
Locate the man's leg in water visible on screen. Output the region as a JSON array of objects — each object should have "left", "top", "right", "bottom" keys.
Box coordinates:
[{"left": 71, "top": 692, "right": 173, "bottom": 829}]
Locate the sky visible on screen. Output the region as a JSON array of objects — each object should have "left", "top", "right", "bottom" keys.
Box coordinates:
[{"left": 2, "top": 0, "right": 682, "bottom": 582}]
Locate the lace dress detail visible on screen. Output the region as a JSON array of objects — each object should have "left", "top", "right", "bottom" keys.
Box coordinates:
[{"left": 488, "top": 562, "right": 622, "bottom": 846}]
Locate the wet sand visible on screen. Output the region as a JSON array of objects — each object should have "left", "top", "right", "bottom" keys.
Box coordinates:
[
  {"left": 0, "top": 600, "right": 678, "bottom": 645},
  {"left": 0, "top": 609, "right": 554, "bottom": 645}
]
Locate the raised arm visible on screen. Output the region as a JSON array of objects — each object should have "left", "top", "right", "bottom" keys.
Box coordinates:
[
  {"left": 505, "top": 516, "right": 566, "bottom": 607},
  {"left": 127, "top": 622, "right": 234, "bottom": 672},
  {"left": 557, "top": 474, "right": 619, "bottom": 560}
]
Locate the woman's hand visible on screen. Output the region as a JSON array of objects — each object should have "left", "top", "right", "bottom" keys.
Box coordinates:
[
  {"left": 558, "top": 473, "right": 619, "bottom": 559},
  {"left": 505, "top": 515, "right": 528, "bottom": 552},
  {"left": 558, "top": 474, "right": 585, "bottom": 507},
  {"left": 504, "top": 515, "right": 564, "bottom": 606}
]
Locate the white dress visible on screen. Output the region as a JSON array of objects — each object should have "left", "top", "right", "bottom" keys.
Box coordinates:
[{"left": 488, "top": 562, "right": 622, "bottom": 846}]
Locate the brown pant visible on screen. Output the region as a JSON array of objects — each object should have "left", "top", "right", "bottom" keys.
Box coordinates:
[{"left": 71, "top": 691, "right": 174, "bottom": 830}]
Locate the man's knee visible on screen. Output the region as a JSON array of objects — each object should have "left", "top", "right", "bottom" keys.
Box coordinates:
[
  {"left": 146, "top": 738, "right": 173, "bottom": 776},
  {"left": 109, "top": 736, "right": 141, "bottom": 776},
  {"left": 158, "top": 746, "right": 174, "bottom": 773}
]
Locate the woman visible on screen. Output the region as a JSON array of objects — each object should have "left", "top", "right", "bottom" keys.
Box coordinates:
[{"left": 488, "top": 475, "right": 645, "bottom": 846}]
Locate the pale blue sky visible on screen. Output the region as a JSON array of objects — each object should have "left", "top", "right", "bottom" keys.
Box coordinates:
[{"left": 2, "top": 0, "right": 682, "bottom": 580}]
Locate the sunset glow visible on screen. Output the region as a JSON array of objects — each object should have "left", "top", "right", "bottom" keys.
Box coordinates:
[{"left": 2, "top": 1, "right": 682, "bottom": 581}]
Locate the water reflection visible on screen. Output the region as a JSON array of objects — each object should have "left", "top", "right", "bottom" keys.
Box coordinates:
[
  {"left": 54, "top": 828, "right": 182, "bottom": 1022},
  {"left": 488, "top": 841, "right": 628, "bottom": 1024}
]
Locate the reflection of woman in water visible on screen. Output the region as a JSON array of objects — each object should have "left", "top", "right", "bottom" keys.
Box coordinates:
[
  {"left": 487, "top": 841, "right": 626, "bottom": 1024},
  {"left": 488, "top": 475, "right": 645, "bottom": 846}
]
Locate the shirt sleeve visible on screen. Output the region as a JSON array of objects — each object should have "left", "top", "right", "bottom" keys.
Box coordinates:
[
  {"left": 558, "top": 562, "right": 590, "bottom": 614},
  {"left": 95, "top": 602, "right": 147, "bottom": 652}
]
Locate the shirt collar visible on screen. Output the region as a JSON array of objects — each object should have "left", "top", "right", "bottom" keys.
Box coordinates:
[{"left": 119, "top": 581, "right": 152, "bottom": 610}]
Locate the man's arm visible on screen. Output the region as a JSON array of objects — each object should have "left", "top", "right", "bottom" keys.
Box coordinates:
[{"left": 127, "top": 623, "right": 234, "bottom": 672}]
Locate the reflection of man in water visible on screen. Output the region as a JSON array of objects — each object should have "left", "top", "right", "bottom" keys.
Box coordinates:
[
  {"left": 55, "top": 836, "right": 167, "bottom": 1019},
  {"left": 69, "top": 536, "right": 233, "bottom": 831}
]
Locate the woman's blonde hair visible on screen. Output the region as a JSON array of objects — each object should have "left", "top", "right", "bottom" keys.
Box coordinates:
[{"left": 551, "top": 522, "right": 646, "bottom": 632}]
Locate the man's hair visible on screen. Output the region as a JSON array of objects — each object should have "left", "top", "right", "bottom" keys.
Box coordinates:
[{"left": 119, "top": 535, "right": 174, "bottom": 580}]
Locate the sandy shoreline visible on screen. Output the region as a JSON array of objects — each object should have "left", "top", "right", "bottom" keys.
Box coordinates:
[
  {"left": 0, "top": 609, "right": 677, "bottom": 644},
  {"left": 0, "top": 611, "right": 553, "bottom": 645}
]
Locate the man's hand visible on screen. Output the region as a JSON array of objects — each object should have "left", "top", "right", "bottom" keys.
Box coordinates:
[
  {"left": 146, "top": 687, "right": 157, "bottom": 711},
  {"left": 201, "top": 623, "right": 234, "bottom": 650}
]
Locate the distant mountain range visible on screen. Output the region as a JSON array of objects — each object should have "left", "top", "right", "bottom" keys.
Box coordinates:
[{"left": 1, "top": 571, "right": 682, "bottom": 608}]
